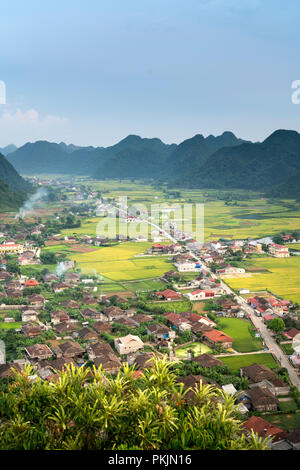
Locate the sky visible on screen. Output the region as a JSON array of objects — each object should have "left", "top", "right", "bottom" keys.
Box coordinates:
[{"left": 0, "top": 0, "right": 300, "bottom": 147}]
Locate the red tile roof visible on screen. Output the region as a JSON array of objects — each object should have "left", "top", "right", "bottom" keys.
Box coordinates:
[
  {"left": 243, "top": 416, "right": 286, "bottom": 442},
  {"left": 203, "top": 329, "right": 233, "bottom": 344}
]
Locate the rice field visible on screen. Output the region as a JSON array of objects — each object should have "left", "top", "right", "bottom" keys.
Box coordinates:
[
  {"left": 225, "top": 256, "right": 300, "bottom": 304},
  {"left": 69, "top": 241, "right": 173, "bottom": 281}
]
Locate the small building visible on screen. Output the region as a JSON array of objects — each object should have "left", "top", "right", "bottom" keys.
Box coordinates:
[
  {"left": 114, "top": 334, "right": 144, "bottom": 355},
  {"left": 185, "top": 289, "right": 215, "bottom": 301},
  {"left": 155, "top": 289, "right": 181, "bottom": 301},
  {"left": 240, "top": 363, "right": 289, "bottom": 395},
  {"left": 21, "top": 324, "right": 43, "bottom": 337},
  {"left": 21, "top": 309, "right": 39, "bottom": 322},
  {"left": 146, "top": 323, "right": 176, "bottom": 342},
  {"left": 24, "top": 279, "right": 39, "bottom": 288},
  {"left": 25, "top": 344, "right": 53, "bottom": 361},
  {"left": 243, "top": 416, "right": 286, "bottom": 442},
  {"left": 55, "top": 341, "right": 85, "bottom": 359},
  {"left": 268, "top": 244, "right": 289, "bottom": 258},
  {"left": 203, "top": 329, "right": 233, "bottom": 349},
  {"left": 192, "top": 354, "right": 224, "bottom": 368}
]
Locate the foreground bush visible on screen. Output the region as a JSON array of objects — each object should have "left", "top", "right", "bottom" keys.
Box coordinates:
[{"left": 0, "top": 357, "right": 270, "bottom": 450}]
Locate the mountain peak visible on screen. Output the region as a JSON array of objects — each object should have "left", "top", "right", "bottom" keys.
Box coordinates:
[{"left": 263, "top": 129, "right": 300, "bottom": 144}]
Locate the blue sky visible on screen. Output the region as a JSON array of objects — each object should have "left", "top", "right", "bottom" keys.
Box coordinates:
[{"left": 0, "top": 0, "right": 300, "bottom": 147}]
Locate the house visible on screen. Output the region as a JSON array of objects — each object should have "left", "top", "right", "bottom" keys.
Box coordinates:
[
  {"left": 27, "top": 294, "right": 45, "bottom": 306},
  {"left": 60, "top": 299, "right": 80, "bottom": 309},
  {"left": 21, "top": 324, "right": 43, "bottom": 337},
  {"left": 103, "top": 305, "right": 125, "bottom": 322},
  {"left": 174, "top": 261, "right": 202, "bottom": 272},
  {"left": 21, "top": 309, "right": 39, "bottom": 322},
  {"left": 81, "top": 294, "right": 98, "bottom": 305},
  {"left": 24, "top": 279, "right": 39, "bottom": 288},
  {"left": 240, "top": 363, "right": 289, "bottom": 395},
  {"left": 55, "top": 341, "right": 85, "bottom": 359},
  {"left": 162, "top": 270, "right": 182, "bottom": 280},
  {"left": 163, "top": 312, "right": 183, "bottom": 328},
  {"left": 155, "top": 289, "right": 181, "bottom": 301},
  {"left": 77, "top": 327, "right": 98, "bottom": 342},
  {"left": 0, "top": 362, "right": 22, "bottom": 378},
  {"left": 0, "top": 242, "right": 23, "bottom": 254},
  {"left": 40, "top": 357, "right": 76, "bottom": 373},
  {"left": 53, "top": 282, "right": 71, "bottom": 293},
  {"left": 42, "top": 273, "right": 59, "bottom": 283},
  {"left": 114, "top": 334, "right": 144, "bottom": 355},
  {"left": 65, "top": 272, "right": 81, "bottom": 284},
  {"left": 146, "top": 323, "right": 176, "bottom": 342},
  {"left": 192, "top": 354, "right": 224, "bottom": 368},
  {"left": 80, "top": 308, "right": 106, "bottom": 321},
  {"left": 243, "top": 416, "right": 286, "bottom": 443},
  {"left": 244, "top": 242, "right": 262, "bottom": 254},
  {"left": 185, "top": 289, "right": 215, "bottom": 301},
  {"left": 92, "top": 321, "right": 113, "bottom": 335},
  {"left": 6, "top": 288, "right": 23, "bottom": 298},
  {"left": 216, "top": 265, "right": 245, "bottom": 275},
  {"left": 285, "top": 430, "right": 300, "bottom": 450},
  {"left": 268, "top": 244, "right": 289, "bottom": 258},
  {"left": 53, "top": 321, "right": 81, "bottom": 336},
  {"left": 51, "top": 310, "right": 70, "bottom": 325},
  {"left": 222, "top": 384, "right": 237, "bottom": 396},
  {"left": 246, "top": 387, "right": 279, "bottom": 412},
  {"left": 283, "top": 328, "right": 300, "bottom": 340},
  {"left": 134, "top": 352, "right": 155, "bottom": 370},
  {"left": 87, "top": 341, "right": 121, "bottom": 374},
  {"left": 131, "top": 314, "right": 153, "bottom": 326},
  {"left": 181, "top": 312, "right": 216, "bottom": 329},
  {"left": 203, "top": 329, "right": 233, "bottom": 349},
  {"left": 25, "top": 344, "right": 53, "bottom": 361},
  {"left": 115, "top": 316, "right": 137, "bottom": 328}
]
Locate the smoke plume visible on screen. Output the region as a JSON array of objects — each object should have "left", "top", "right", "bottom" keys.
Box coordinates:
[{"left": 15, "top": 187, "right": 48, "bottom": 219}]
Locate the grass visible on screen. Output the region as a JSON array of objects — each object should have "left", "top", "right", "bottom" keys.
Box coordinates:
[
  {"left": 175, "top": 342, "right": 213, "bottom": 358},
  {"left": 281, "top": 343, "right": 294, "bottom": 355},
  {"left": 225, "top": 256, "right": 300, "bottom": 304},
  {"left": 0, "top": 322, "right": 22, "bottom": 329},
  {"left": 219, "top": 353, "right": 278, "bottom": 372},
  {"left": 264, "top": 412, "right": 300, "bottom": 431},
  {"left": 216, "top": 318, "right": 263, "bottom": 352},
  {"left": 146, "top": 300, "right": 192, "bottom": 313},
  {"left": 279, "top": 400, "right": 298, "bottom": 413}
]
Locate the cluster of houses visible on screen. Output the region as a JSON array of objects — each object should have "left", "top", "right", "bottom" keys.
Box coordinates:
[{"left": 247, "top": 295, "right": 291, "bottom": 319}]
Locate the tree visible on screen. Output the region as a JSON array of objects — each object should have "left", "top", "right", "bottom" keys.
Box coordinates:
[
  {"left": 268, "top": 317, "right": 285, "bottom": 333},
  {"left": 40, "top": 251, "right": 57, "bottom": 265},
  {"left": 0, "top": 358, "right": 270, "bottom": 450},
  {"left": 6, "top": 258, "right": 20, "bottom": 275},
  {"left": 272, "top": 235, "right": 284, "bottom": 245}
]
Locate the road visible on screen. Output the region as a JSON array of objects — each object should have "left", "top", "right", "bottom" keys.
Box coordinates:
[{"left": 118, "top": 205, "right": 300, "bottom": 391}]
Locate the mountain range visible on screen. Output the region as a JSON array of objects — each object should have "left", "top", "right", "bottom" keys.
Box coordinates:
[{"left": 3, "top": 129, "right": 300, "bottom": 198}]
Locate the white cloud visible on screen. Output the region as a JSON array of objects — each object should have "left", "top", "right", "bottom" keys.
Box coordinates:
[{"left": 0, "top": 107, "right": 71, "bottom": 146}]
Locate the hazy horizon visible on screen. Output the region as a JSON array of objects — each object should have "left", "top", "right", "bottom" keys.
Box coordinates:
[{"left": 1, "top": 0, "right": 300, "bottom": 147}]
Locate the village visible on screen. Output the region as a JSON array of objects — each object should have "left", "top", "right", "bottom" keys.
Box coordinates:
[{"left": 1, "top": 182, "right": 300, "bottom": 449}]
